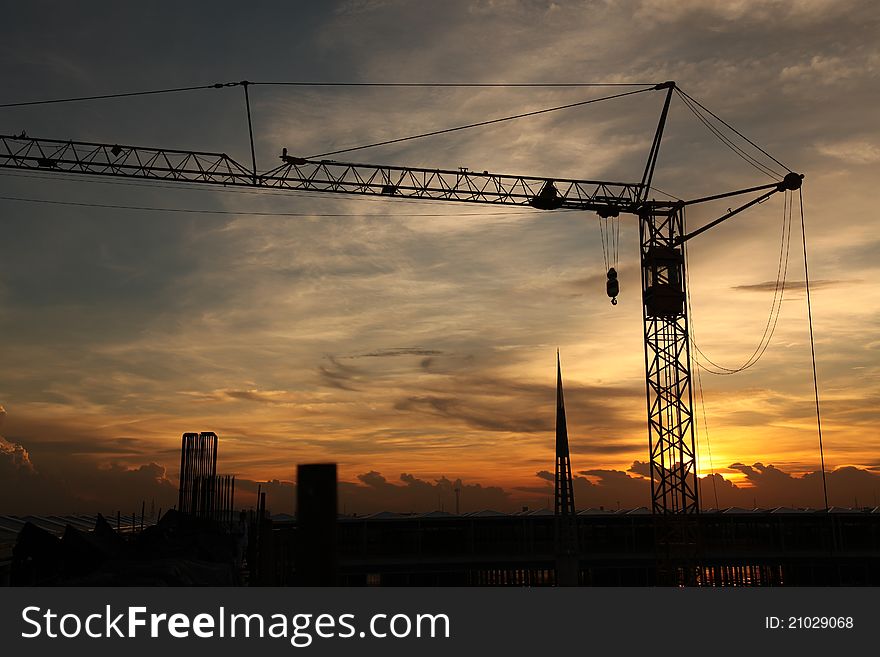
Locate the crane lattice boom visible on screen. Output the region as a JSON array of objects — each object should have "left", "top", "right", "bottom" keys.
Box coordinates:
[{"left": 1, "top": 134, "right": 643, "bottom": 212}]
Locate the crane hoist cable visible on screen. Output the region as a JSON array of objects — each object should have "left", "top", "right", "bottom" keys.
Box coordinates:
[{"left": 598, "top": 212, "right": 620, "bottom": 305}]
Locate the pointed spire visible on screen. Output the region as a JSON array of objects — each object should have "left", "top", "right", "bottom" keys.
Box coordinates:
[
  {"left": 555, "top": 351, "right": 575, "bottom": 519},
  {"left": 556, "top": 349, "right": 568, "bottom": 457}
]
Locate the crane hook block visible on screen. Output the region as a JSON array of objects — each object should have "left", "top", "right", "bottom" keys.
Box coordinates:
[{"left": 606, "top": 267, "right": 619, "bottom": 302}]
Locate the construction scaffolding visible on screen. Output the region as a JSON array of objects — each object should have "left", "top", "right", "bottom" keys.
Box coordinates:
[{"left": 177, "top": 431, "right": 236, "bottom": 523}]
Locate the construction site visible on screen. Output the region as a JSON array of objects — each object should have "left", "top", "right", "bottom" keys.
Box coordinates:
[
  {"left": 1, "top": 63, "right": 876, "bottom": 586},
  {"left": 5, "top": 458, "right": 880, "bottom": 587},
  {"left": 5, "top": 363, "right": 880, "bottom": 587}
]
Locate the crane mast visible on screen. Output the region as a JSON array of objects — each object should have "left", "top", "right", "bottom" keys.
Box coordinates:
[
  {"left": 0, "top": 82, "right": 801, "bottom": 534},
  {"left": 639, "top": 204, "right": 698, "bottom": 514}
]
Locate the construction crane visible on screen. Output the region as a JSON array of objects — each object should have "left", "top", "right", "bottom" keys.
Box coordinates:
[{"left": 0, "top": 80, "right": 803, "bottom": 524}]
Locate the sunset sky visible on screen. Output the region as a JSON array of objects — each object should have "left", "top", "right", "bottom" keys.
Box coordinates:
[{"left": 1, "top": 1, "right": 879, "bottom": 515}]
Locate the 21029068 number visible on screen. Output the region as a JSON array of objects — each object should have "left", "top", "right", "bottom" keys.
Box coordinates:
[
  {"left": 790, "top": 617, "right": 853, "bottom": 629},
  {"left": 766, "top": 616, "right": 854, "bottom": 629}
]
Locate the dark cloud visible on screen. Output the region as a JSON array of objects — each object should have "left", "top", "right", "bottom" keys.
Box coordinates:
[
  {"left": 390, "top": 370, "right": 643, "bottom": 437},
  {"left": 224, "top": 390, "right": 279, "bottom": 403},
  {"left": 513, "top": 485, "right": 555, "bottom": 495},
  {"left": 0, "top": 452, "right": 177, "bottom": 516},
  {"left": 727, "top": 462, "right": 880, "bottom": 508},
  {"left": 394, "top": 395, "right": 551, "bottom": 433},
  {"left": 529, "top": 467, "right": 651, "bottom": 509},
  {"left": 0, "top": 406, "right": 175, "bottom": 515},
  {"left": 535, "top": 461, "right": 880, "bottom": 511},
  {"left": 357, "top": 470, "right": 388, "bottom": 487},
  {"left": 571, "top": 440, "right": 643, "bottom": 455},
  {"left": 575, "top": 468, "right": 652, "bottom": 509},
  {"left": 5, "top": 423, "right": 880, "bottom": 514},
  {"left": 628, "top": 460, "right": 652, "bottom": 478},
  {"left": 0, "top": 413, "right": 176, "bottom": 462},
  {"left": 218, "top": 471, "right": 513, "bottom": 517},
  {"left": 0, "top": 437, "right": 36, "bottom": 475},
  {"left": 347, "top": 347, "right": 443, "bottom": 359},
  {"left": 318, "top": 355, "right": 362, "bottom": 391},
  {"left": 733, "top": 279, "right": 852, "bottom": 292},
  {"left": 0, "top": 407, "right": 36, "bottom": 474},
  {"left": 14, "top": 435, "right": 158, "bottom": 458},
  {"left": 220, "top": 389, "right": 310, "bottom": 405}
]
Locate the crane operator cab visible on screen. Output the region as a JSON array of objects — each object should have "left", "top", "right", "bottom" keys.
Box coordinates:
[{"left": 642, "top": 245, "right": 685, "bottom": 317}]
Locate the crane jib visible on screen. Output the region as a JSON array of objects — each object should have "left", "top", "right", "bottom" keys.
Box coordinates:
[{"left": 0, "top": 134, "right": 644, "bottom": 213}]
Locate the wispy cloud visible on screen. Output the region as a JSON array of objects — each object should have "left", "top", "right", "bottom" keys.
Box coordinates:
[
  {"left": 733, "top": 279, "right": 854, "bottom": 292},
  {"left": 346, "top": 347, "right": 444, "bottom": 359}
]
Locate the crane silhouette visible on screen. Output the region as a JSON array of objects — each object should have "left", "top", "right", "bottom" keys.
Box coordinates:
[{"left": 0, "top": 80, "right": 802, "bottom": 528}]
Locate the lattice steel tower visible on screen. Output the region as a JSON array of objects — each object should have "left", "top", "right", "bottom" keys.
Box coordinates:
[{"left": 640, "top": 205, "right": 699, "bottom": 515}]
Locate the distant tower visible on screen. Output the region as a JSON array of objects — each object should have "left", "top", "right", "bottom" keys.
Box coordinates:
[
  {"left": 555, "top": 351, "right": 576, "bottom": 518},
  {"left": 555, "top": 351, "right": 579, "bottom": 585}
]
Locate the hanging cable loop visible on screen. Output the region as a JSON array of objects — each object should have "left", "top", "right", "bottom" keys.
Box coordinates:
[{"left": 688, "top": 192, "right": 793, "bottom": 375}]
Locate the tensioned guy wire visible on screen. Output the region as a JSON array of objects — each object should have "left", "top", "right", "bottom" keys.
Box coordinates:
[
  {"left": 305, "top": 87, "right": 653, "bottom": 158},
  {"left": 0, "top": 80, "right": 655, "bottom": 109},
  {"left": 253, "top": 81, "right": 656, "bottom": 87},
  {"left": 0, "top": 82, "right": 240, "bottom": 109},
  {"left": 676, "top": 88, "right": 792, "bottom": 174},
  {"left": 675, "top": 90, "right": 783, "bottom": 179},
  {"left": 682, "top": 208, "right": 720, "bottom": 510},
  {"left": 798, "top": 186, "right": 829, "bottom": 511}
]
